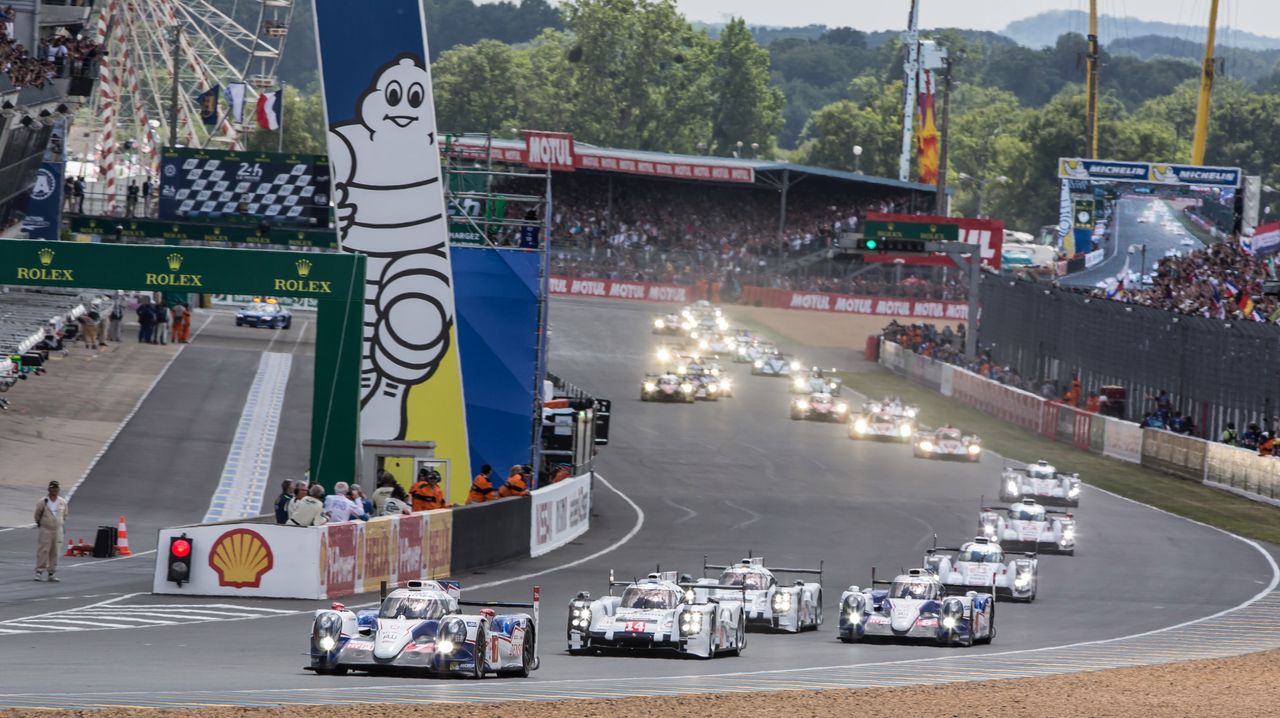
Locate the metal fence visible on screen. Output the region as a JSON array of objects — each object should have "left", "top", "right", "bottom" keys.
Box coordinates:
[{"left": 978, "top": 277, "right": 1280, "bottom": 439}]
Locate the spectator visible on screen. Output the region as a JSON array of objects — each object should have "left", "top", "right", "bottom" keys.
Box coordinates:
[
  {"left": 136, "top": 298, "right": 155, "bottom": 343},
  {"left": 73, "top": 177, "right": 85, "bottom": 213},
  {"left": 411, "top": 467, "right": 448, "bottom": 511},
  {"left": 141, "top": 175, "right": 152, "bottom": 213},
  {"left": 125, "top": 180, "right": 138, "bottom": 217},
  {"left": 273, "top": 479, "right": 295, "bottom": 524},
  {"left": 33, "top": 480, "right": 67, "bottom": 582},
  {"left": 107, "top": 292, "right": 124, "bottom": 342},
  {"left": 77, "top": 307, "right": 99, "bottom": 350},
  {"left": 370, "top": 471, "right": 396, "bottom": 514},
  {"left": 551, "top": 464, "right": 572, "bottom": 483},
  {"left": 171, "top": 302, "right": 187, "bottom": 343},
  {"left": 1242, "top": 423, "right": 1263, "bottom": 451},
  {"left": 1260, "top": 433, "right": 1276, "bottom": 457},
  {"left": 466, "top": 464, "right": 496, "bottom": 505},
  {"left": 323, "top": 481, "right": 365, "bottom": 522},
  {"left": 380, "top": 485, "right": 412, "bottom": 516},
  {"left": 498, "top": 465, "right": 529, "bottom": 498},
  {"left": 152, "top": 300, "right": 168, "bottom": 345},
  {"left": 288, "top": 484, "right": 327, "bottom": 526},
  {"left": 350, "top": 484, "right": 373, "bottom": 517},
  {"left": 1221, "top": 422, "right": 1238, "bottom": 445}
]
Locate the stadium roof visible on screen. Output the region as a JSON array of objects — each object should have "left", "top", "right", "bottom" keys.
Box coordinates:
[{"left": 444, "top": 135, "right": 939, "bottom": 195}]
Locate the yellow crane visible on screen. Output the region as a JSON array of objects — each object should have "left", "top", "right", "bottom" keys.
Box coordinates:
[{"left": 1191, "top": 0, "right": 1221, "bottom": 165}]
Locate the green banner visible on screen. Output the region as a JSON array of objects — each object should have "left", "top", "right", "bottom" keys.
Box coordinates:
[
  {"left": 69, "top": 216, "right": 339, "bottom": 249},
  {"left": 862, "top": 219, "right": 959, "bottom": 242},
  {"left": 2, "top": 239, "right": 360, "bottom": 299}
]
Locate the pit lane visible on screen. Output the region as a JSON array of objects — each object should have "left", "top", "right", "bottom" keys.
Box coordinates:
[{"left": 0, "top": 298, "right": 1273, "bottom": 710}]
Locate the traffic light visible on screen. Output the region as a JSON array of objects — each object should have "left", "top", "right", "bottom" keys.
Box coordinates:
[
  {"left": 167, "top": 534, "right": 193, "bottom": 586},
  {"left": 856, "top": 237, "right": 929, "bottom": 252}
]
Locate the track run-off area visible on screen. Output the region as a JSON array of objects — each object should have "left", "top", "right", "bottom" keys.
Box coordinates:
[{"left": 0, "top": 298, "right": 1276, "bottom": 711}]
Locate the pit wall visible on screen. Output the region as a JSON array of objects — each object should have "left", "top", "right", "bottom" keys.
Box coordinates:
[
  {"left": 879, "top": 340, "right": 1280, "bottom": 506},
  {"left": 152, "top": 471, "right": 593, "bottom": 598}
]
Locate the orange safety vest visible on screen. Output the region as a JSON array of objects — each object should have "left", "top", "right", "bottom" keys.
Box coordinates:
[
  {"left": 552, "top": 466, "right": 572, "bottom": 483},
  {"left": 498, "top": 476, "right": 529, "bottom": 498},
  {"left": 1260, "top": 439, "right": 1276, "bottom": 457},
  {"left": 467, "top": 474, "right": 496, "bottom": 504},
  {"left": 410, "top": 481, "right": 446, "bottom": 512}
]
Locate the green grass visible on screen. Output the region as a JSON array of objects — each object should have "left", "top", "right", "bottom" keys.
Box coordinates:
[{"left": 837, "top": 368, "right": 1280, "bottom": 546}]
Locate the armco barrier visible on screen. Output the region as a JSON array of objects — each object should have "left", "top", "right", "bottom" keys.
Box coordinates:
[
  {"left": 450, "top": 496, "right": 531, "bottom": 574},
  {"left": 530, "top": 472, "right": 592, "bottom": 557},
  {"left": 549, "top": 276, "right": 690, "bottom": 303},
  {"left": 1102, "top": 417, "right": 1143, "bottom": 463},
  {"left": 950, "top": 367, "right": 1044, "bottom": 433},
  {"left": 1141, "top": 429, "right": 1208, "bottom": 483},
  {"left": 1205, "top": 443, "right": 1280, "bottom": 503}
]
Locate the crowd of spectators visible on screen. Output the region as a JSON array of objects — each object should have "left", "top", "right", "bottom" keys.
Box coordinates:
[{"left": 0, "top": 23, "right": 99, "bottom": 89}]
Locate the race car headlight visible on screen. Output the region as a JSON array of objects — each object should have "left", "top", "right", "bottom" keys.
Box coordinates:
[
  {"left": 681, "top": 383, "right": 695, "bottom": 393},
  {"left": 899, "top": 423, "right": 912, "bottom": 438},
  {"left": 710, "top": 367, "right": 720, "bottom": 377},
  {"left": 654, "top": 319, "right": 665, "bottom": 329},
  {"left": 707, "top": 383, "right": 719, "bottom": 393},
  {"left": 438, "top": 617, "right": 467, "bottom": 650},
  {"left": 919, "top": 440, "right": 934, "bottom": 453},
  {"left": 789, "top": 360, "right": 801, "bottom": 371},
  {"left": 793, "top": 378, "right": 807, "bottom": 390},
  {"left": 1063, "top": 526, "right": 1076, "bottom": 541},
  {"left": 771, "top": 592, "right": 793, "bottom": 611},
  {"left": 698, "top": 339, "right": 709, "bottom": 350},
  {"left": 657, "top": 348, "right": 671, "bottom": 362},
  {"left": 318, "top": 635, "right": 336, "bottom": 651},
  {"left": 843, "top": 594, "right": 865, "bottom": 616},
  {"left": 854, "top": 419, "right": 868, "bottom": 433},
  {"left": 643, "top": 382, "right": 657, "bottom": 392},
  {"left": 315, "top": 611, "right": 342, "bottom": 638},
  {"left": 753, "top": 360, "right": 763, "bottom": 368},
  {"left": 1015, "top": 572, "right": 1032, "bottom": 588},
  {"left": 717, "top": 318, "right": 728, "bottom": 330},
  {"left": 691, "top": 331, "right": 700, "bottom": 339},
  {"left": 967, "top": 444, "right": 982, "bottom": 456},
  {"left": 679, "top": 611, "right": 704, "bottom": 636},
  {"left": 905, "top": 408, "right": 918, "bottom": 418},
  {"left": 720, "top": 378, "right": 732, "bottom": 389},
  {"left": 942, "top": 616, "right": 957, "bottom": 629},
  {"left": 684, "top": 589, "right": 696, "bottom": 604},
  {"left": 835, "top": 402, "right": 848, "bottom": 413},
  {"left": 1069, "top": 484, "right": 1081, "bottom": 497},
  {"left": 570, "top": 605, "right": 592, "bottom": 628},
  {"left": 676, "top": 365, "right": 687, "bottom": 375},
  {"left": 1007, "top": 479, "right": 1019, "bottom": 494},
  {"left": 795, "top": 400, "right": 809, "bottom": 410}
]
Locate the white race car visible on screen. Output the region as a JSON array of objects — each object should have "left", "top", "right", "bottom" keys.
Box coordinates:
[
  {"left": 641, "top": 372, "right": 695, "bottom": 403},
  {"left": 307, "top": 580, "right": 539, "bottom": 678},
  {"left": 1000, "top": 459, "right": 1081, "bottom": 507},
  {"left": 698, "top": 556, "right": 823, "bottom": 633},
  {"left": 567, "top": 571, "right": 747, "bottom": 658},
  {"left": 849, "top": 411, "right": 914, "bottom": 441},
  {"left": 651, "top": 313, "right": 682, "bottom": 335},
  {"left": 980, "top": 498, "right": 1077, "bottom": 555},
  {"left": 790, "top": 392, "right": 850, "bottom": 423},
  {"left": 838, "top": 568, "right": 995, "bottom": 647},
  {"left": 753, "top": 352, "right": 799, "bottom": 377},
  {"left": 913, "top": 426, "right": 982, "bottom": 461},
  {"left": 924, "top": 535, "right": 1038, "bottom": 602},
  {"left": 790, "top": 368, "right": 842, "bottom": 396}
]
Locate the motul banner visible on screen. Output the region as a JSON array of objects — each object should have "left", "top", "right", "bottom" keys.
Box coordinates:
[
  {"left": 740, "top": 286, "right": 968, "bottom": 320},
  {"left": 550, "top": 276, "right": 691, "bottom": 303},
  {"left": 525, "top": 131, "right": 575, "bottom": 172},
  {"left": 862, "top": 214, "right": 1004, "bottom": 270},
  {"left": 445, "top": 136, "right": 754, "bottom": 184}
]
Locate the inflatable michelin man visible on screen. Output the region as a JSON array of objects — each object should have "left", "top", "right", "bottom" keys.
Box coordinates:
[{"left": 328, "top": 54, "right": 453, "bottom": 441}]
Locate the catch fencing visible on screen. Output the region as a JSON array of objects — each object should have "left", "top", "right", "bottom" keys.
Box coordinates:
[{"left": 978, "top": 277, "right": 1280, "bottom": 439}]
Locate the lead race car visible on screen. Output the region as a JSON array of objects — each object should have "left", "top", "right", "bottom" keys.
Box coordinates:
[
  {"left": 697, "top": 556, "right": 823, "bottom": 633},
  {"left": 850, "top": 407, "right": 914, "bottom": 441},
  {"left": 912, "top": 425, "right": 982, "bottom": 461},
  {"left": 307, "top": 580, "right": 539, "bottom": 678},
  {"left": 1000, "top": 459, "right": 1082, "bottom": 507},
  {"left": 567, "top": 570, "right": 747, "bottom": 658},
  {"left": 641, "top": 372, "right": 695, "bottom": 403},
  {"left": 980, "top": 498, "right": 1077, "bottom": 555},
  {"left": 753, "top": 350, "right": 800, "bottom": 377},
  {"left": 838, "top": 568, "right": 995, "bottom": 647},
  {"left": 924, "top": 535, "right": 1038, "bottom": 602},
  {"left": 790, "top": 392, "right": 850, "bottom": 422}
]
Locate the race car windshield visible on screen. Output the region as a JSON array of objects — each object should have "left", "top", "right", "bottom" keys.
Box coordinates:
[
  {"left": 719, "top": 571, "right": 769, "bottom": 590},
  {"left": 658, "top": 376, "right": 679, "bottom": 386},
  {"left": 891, "top": 580, "right": 937, "bottom": 600},
  {"left": 938, "top": 430, "right": 961, "bottom": 440},
  {"left": 620, "top": 587, "right": 680, "bottom": 609},
  {"left": 1012, "top": 507, "right": 1045, "bottom": 521},
  {"left": 959, "top": 546, "right": 1004, "bottom": 563},
  {"left": 378, "top": 596, "right": 451, "bottom": 620},
  {"left": 1028, "top": 466, "right": 1054, "bottom": 478}
]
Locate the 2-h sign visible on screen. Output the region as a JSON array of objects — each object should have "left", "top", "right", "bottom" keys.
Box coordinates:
[{"left": 525, "top": 131, "right": 575, "bottom": 172}]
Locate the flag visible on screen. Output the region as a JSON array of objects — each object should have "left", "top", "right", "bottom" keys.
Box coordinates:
[
  {"left": 1268, "top": 305, "right": 1280, "bottom": 324},
  {"left": 1223, "top": 280, "right": 1239, "bottom": 299},
  {"left": 1239, "top": 291, "right": 1255, "bottom": 316},
  {"left": 1252, "top": 309, "right": 1265, "bottom": 322},
  {"left": 197, "top": 84, "right": 220, "bottom": 127},
  {"left": 256, "top": 89, "right": 282, "bottom": 131},
  {"left": 224, "top": 82, "right": 247, "bottom": 124},
  {"left": 915, "top": 70, "right": 939, "bottom": 185},
  {"left": 1105, "top": 256, "right": 1129, "bottom": 299}
]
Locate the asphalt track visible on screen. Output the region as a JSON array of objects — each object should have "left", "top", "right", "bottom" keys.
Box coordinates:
[
  {"left": 1059, "top": 198, "right": 1199, "bottom": 288},
  {"left": 0, "top": 298, "right": 1275, "bottom": 710}
]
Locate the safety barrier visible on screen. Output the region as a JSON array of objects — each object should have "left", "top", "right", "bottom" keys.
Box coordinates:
[
  {"left": 1102, "top": 416, "right": 1143, "bottom": 463},
  {"left": 739, "top": 285, "right": 968, "bottom": 319},
  {"left": 154, "top": 471, "right": 594, "bottom": 598},
  {"left": 949, "top": 367, "right": 1044, "bottom": 433},
  {"left": 1206, "top": 443, "right": 1280, "bottom": 504},
  {"left": 1141, "top": 429, "right": 1208, "bottom": 483},
  {"left": 549, "top": 276, "right": 690, "bottom": 303}
]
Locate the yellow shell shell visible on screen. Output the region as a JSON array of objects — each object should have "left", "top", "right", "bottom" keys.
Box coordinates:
[{"left": 209, "top": 529, "right": 274, "bottom": 588}]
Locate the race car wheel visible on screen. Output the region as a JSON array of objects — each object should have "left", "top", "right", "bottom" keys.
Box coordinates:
[
  {"left": 790, "top": 411, "right": 802, "bottom": 420},
  {"left": 471, "top": 628, "right": 487, "bottom": 679},
  {"left": 979, "top": 604, "right": 995, "bottom": 645},
  {"left": 811, "top": 591, "right": 823, "bottom": 629},
  {"left": 284, "top": 318, "right": 292, "bottom": 329},
  {"left": 500, "top": 625, "right": 535, "bottom": 678},
  {"left": 731, "top": 615, "right": 746, "bottom": 656}
]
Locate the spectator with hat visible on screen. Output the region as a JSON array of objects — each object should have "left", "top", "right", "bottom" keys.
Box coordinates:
[{"left": 33, "top": 480, "right": 68, "bottom": 582}]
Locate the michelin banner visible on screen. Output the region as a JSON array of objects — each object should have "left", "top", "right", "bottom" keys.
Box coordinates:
[
  {"left": 313, "top": 0, "right": 471, "bottom": 481},
  {"left": 1059, "top": 158, "right": 1241, "bottom": 188}
]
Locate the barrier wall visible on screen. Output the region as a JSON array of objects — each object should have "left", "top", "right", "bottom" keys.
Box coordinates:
[
  {"left": 451, "top": 496, "right": 532, "bottom": 574},
  {"left": 549, "top": 276, "right": 690, "bottom": 303},
  {"left": 1206, "top": 443, "right": 1280, "bottom": 503},
  {"left": 530, "top": 472, "right": 592, "bottom": 557},
  {"left": 1141, "top": 429, "right": 1208, "bottom": 483},
  {"left": 949, "top": 367, "right": 1044, "bottom": 433},
  {"left": 740, "top": 286, "right": 968, "bottom": 319},
  {"left": 1102, "top": 417, "right": 1143, "bottom": 463}
]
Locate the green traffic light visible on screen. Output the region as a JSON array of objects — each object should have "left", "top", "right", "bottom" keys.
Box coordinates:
[{"left": 864, "top": 239, "right": 878, "bottom": 250}]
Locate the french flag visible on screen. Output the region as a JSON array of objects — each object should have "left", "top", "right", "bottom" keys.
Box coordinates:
[{"left": 256, "top": 90, "right": 282, "bottom": 131}]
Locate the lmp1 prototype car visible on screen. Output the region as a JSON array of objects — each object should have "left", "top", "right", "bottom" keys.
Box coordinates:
[
  {"left": 838, "top": 568, "right": 995, "bottom": 647},
  {"left": 1000, "top": 459, "right": 1082, "bottom": 507},
  {"left": 641, "top": 373, "right": 695, "bottom": 403},
  {"left": 753, "top": 351, "right": 799, "bottom": 377},
  {"left": 790, "top": 392, "right": 850, "bottom": 422},
  {"left": 698, "top": 556, "right": 823, "bottom": 633},
  {"left": 651, "top": 312, "right": 682, "bottom": 335},
  {"left": 566, "top": 571, "right": 747, "bottom": 658},
  {"left": 236, "top": 298, "right": 293, "bottom": 329},
  {"left": 307, "top": 580, "right": 539, "bottom": 678},
  {"left": 912, "top": 425, "right": 982, "bottom": 461},
  {"left": 980, "top": 499, "right": 1077, "bottom": 555},
  {"left": 849, "top": 410, "right": 914, "bottom": 442},
  {"left": 790, "top": 368, "right": 843, "bottom": 396},
  {"left": 924, "top": 536, "right": 1038, "bottom": 602}
]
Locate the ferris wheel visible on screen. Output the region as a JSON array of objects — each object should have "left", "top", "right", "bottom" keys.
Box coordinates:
[{"left": 90, "top": 0, "right": 294, "bottom": 209}]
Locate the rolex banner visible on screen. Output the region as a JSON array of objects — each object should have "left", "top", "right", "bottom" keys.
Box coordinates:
[{"left": 313, "top": 0, "right": 471, "bottom": 482}]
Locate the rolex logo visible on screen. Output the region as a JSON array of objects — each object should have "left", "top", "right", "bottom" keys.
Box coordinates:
[
  {"left": 37, "top": 248, "right": 54, "bottom": 266},
  {"left": 296, "top": 259, "right": 312, "bottom": 278},
  {"left": 166, "top": 253, "right": 184, "bottom": 271}
]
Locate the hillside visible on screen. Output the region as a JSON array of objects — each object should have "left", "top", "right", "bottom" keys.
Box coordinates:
[{"left": 1003, "top": 9, "right": 1280, "bottom": 51}]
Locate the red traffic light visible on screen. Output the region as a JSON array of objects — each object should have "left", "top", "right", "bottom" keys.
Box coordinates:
[{"left": 171, "top": 539, "right": 191, "bottom": 558}]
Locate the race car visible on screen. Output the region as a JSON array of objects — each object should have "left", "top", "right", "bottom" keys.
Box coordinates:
[
  {"left": 651, "top": 312, "right": 682, "bottom": 335},
  {"left": 685, "top": 367, "right": 723, "bottom": 401},
  {"left": 849, "top": 410, "right": 914, "bottom": 442},
  {"left": 837, "top": 568, "right": 994, "bottom": 647},
  {"left": 641, "top": 373, "right": 695, "bottom": 403},
  {"left": 1000, "top": 459, "right": 1082, "bottom": 507},
  {"left": 566, "top": 571, "right": 747, "bottom": 658},
  {"left": 912, "top": 425, "right": 982, "bottom": 461},
  {"left": 790, "top": 392, "right": 849, "bottom": 422},
  {"left": 752, "top": 351, "right": 799, "bottom": 377},
  {"left": 235, "top": 298, "right": 293, "bottom": 329},
  {"left": 979, "top": 498, "right": 1077, "bottom": 555},
  {"left": 790, "top": 367, "right": 842, "bottom": 396},
  {"left": 865, "top": 397, "right": 919, "bottom": 421},
  {"left": 924, "top": 535, "right": 1038, "bottom": 602},
  {"left": 307, "top": 580, "right": 539, "bottom": 678},
  {"left": 706, "top": 333, "right": 736, "bottom": 355},
  {"left": 697, "top": 556, "right": 823, "bottom": 633}
]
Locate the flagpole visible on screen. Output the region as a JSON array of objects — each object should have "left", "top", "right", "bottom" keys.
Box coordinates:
[{"left": 277, "top": 81, "right": 285, "bottom": 154}]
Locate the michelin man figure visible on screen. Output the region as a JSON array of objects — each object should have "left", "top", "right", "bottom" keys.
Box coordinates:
[{"left": 328, "top": 54, "right": 454, "bottom": 441}]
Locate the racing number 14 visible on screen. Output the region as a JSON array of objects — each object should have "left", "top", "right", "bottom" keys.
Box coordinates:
[{"left": 624, "top": 621, "right": 646, "bottom": 633}]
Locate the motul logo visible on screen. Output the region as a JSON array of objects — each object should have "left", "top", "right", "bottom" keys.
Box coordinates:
[
  {"left": 790, "top": 293, "right": 831, "bottom": 310},
  {"left": 526, "top": 132, "right": 576, "bottom": 171}
]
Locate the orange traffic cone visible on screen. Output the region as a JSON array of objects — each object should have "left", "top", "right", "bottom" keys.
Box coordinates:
[
  {"left": 115, "top": 515, "right": 132, "bottom": 556},
  {"left": 63, "top": 538, "right": 75, "bottom": 557},
  {"left": 76, "top": 537, "right": 90, "bottom": 555}
]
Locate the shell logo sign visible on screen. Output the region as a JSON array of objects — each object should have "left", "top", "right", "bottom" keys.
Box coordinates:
[{"left": 208, "top": 528, "right": 275, "bottom": 589}]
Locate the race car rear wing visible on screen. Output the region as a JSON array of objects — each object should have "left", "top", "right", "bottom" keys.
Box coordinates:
[
  {"left": 679, "top": 581, "right": 748, "bottom": 604},
  {"left": 702, "top": 554, "right": 823, "bottom": 580}
]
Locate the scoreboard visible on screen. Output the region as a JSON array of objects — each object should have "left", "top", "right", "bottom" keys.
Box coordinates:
[{"left": 159, "top": 148, "right": 331, "bottom": 228}]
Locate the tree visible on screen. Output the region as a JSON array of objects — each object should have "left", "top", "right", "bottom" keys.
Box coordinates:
[
  {"left": 242, "top": 84, "right": 327, "bottom": 155},
  {"left": 432, "top": 40, "right": 530, "bottom": 134},
  {"left": 710, "top": 18, "right": 784, "bottom": 155},
  {"left": 797, "top": 80, "right": 902, "bottom": 176}
]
